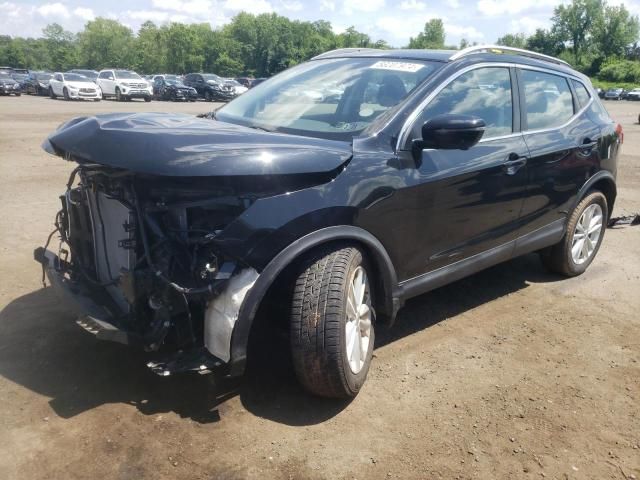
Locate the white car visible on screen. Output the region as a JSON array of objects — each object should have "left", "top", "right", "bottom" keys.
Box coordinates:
[
  {"left": 97, "top": 69, "right": 152, "bottom": 102},
  {"left": 48, "top": 72, "right": 102, "bottom": 101},
  {"left": 626, "top": 88, "right": 640, "bottom": 101},
  {"left": 224, "top": 79, "right": 249, "bottom": 95}
]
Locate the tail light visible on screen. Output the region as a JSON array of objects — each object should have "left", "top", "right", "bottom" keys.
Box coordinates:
[{"left": 615, "top": 123, "right": 624, "bottom": 144}]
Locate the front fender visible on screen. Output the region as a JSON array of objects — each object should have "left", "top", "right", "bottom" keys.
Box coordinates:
[{"left": 227, "top": 225, "right": 401, "bottom": 377}]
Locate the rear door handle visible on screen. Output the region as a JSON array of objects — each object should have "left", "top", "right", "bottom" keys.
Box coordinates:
[
  {"left": 503, "top": 153, "right": 528, "bottom": 175},
  {"left": 578, "top": 137, "right": 599, "bottom": 156}
]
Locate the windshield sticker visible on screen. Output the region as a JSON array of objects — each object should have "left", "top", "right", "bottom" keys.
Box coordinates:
[{"left": 370, "top": 61, "right": 424, "bottom": 73}]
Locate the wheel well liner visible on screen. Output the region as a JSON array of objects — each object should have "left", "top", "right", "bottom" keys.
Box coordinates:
[
  {"left": 227, "top": 226, "right": 400, "bottom": 376},
  {"left": 576, "top": 170, "right": 617, "bottom": 218}
]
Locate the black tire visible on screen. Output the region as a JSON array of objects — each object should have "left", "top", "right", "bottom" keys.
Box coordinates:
[
  {"left": 94, "top": 98, "right": 101, "bottom": 102},
  {"left": 204, "top": 90, "right": 212, "bottom": 102},
  {"left": 144, "top": 96, "right": 151, "bottom": 102},
  {"left": 63, "top": 87, "right": 70, "bottom": 100},
  {"left": 15, "top": 93, "right": 21, "bottom": 97},
  {"left": 49, "top": 87, "right": 56, "bottom": 99},
  {"left": 540, "top": 191, "right": 608, "bottom": 277},
  {"left": 115, "top": 88, "right": 123, "bottom": 102},
  {"left": 290, "top": 245, "right": 375, "bottom": 398}
]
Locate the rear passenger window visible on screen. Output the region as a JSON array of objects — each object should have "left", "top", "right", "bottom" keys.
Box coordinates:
[
  {"left": 572, "top": 80, "right": 591, "bottom": 108},
  {"left": 415, "top": 67, "right": 513, "bottom": 140},
  {"left": 521, "top": 70, "right": 574, "bottom": 130}
]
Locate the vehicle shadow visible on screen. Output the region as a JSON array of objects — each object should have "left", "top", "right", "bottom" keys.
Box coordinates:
[{"left": 0, "top": 253, "right": 561, "bottom": 426}]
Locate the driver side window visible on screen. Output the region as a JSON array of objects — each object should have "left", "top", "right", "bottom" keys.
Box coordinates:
[{"left": 411, "top": 67, "right": 513, "bottom": 142}]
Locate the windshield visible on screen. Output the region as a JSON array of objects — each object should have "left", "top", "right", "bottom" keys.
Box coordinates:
[
  {"left": 163, "top": 74, "right": 178, "bottom": 81},
  {"left": 216, "top": 58, "right": 441, "bottom": 141},
  {"left": 225, "top": 79, "right": 241, "bottom": 86},
  {"left": 12, "top": 74, "right": 27, "bottom": 81},
  {"left": 202, "top": 74, "right": 222, "bottom": 82},
  {"left": 115, "top": 70, "right": 141, "bottom": 79},
  {"left": 64, "top": 73, "right": 89, "bottom": 82},
  {"left": 166, "top": 78, "right": 185, "bottom": 86},
  {"left": 36, "top": 73, "right": 53, "bottom": 80}
]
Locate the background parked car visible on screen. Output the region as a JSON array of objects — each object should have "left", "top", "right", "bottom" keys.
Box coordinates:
[
  {"left": 0, "top": 71, "right": 21, "bottom": 96},
  {"left": 595, "top": 87, "right": 605, "bottom": 98},
  {"left": 67, "top": 69, "right": 99, "bottom": 83},
  {"left": 22, "top": 71, "right": 53, "bottom": 95},
  {"left": 224, "top": 78, "right": 248, "bottom": 95},
  {"left": 183, "top": 73, "right": 236, "bottom": 101},
  {"left": 235, "top": 77, "right": 253, "bottom": 88},
  {"left": 251, "top": 77, "right": 267, "bottom": 87},
  {"left": 97, "top": 69, "right": 152, "bottom": 102},
  {"left": 604, "top": 87, "right": 625, "bottom": 100},
  {"left": 625, "top": 88, "right": 640, "bottom": 101},
  {"left": 49, "top": 72, "right": 101, "bottom": 101},
  {"left": 10, "top": 72, "right": 28, "bottom": 84},
  {"left": 152, "top": 75, "right": 198, "bottom": 101}
]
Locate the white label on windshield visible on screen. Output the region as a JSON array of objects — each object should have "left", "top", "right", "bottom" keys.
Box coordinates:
[{"left": 370, "top": 61, "right": 424, "bottom": 72}]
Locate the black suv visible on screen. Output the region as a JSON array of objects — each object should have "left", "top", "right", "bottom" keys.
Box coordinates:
[
  {"left": 183, "top": 73, "right": 236, "bottom": 101},
  {"left": 36, "top": 46, "right": 621, "bottom": 398}
]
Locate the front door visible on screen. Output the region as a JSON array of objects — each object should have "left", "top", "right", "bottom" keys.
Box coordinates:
[{"left": 398, "top": 66, "right": 529, "bottom": 279}]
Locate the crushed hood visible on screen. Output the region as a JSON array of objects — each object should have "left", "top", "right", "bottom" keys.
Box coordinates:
[{"left": 43, "top": 112, "right": 353, "bottom": 177}]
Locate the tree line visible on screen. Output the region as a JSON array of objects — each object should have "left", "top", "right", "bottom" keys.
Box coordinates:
[{"left": 0, "top": 0, "right": 638, "bottom": 82}]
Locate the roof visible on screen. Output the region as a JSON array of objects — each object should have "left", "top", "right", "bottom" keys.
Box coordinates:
[
  {"left": 312, "top": 48, "right": 456, "bottom": 62},
  {"left": 312, "top": 46, "right": 574, "bottom": 72}
]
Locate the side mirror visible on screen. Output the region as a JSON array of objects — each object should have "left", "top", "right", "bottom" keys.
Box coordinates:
[
  {"left": 418, "top": 114, "right": 486, "bottom": 151},
  {"left": 108, "top": 76, "right": 114, "bottom": 81}
]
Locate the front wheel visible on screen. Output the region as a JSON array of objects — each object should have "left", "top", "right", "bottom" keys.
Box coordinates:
[
  {"left": 541, "top": 191, "right": 608, "bottom": 276},
  {"left": 290, "top": 245, "right": 375, "bottom": 398},
  {"left": 49, "top": 87, "right": 56, "bottom": 99},
  {"left": 115, "top": 88, "right": 123, "bottom": 102},
  {"left": 204, "top": 90, "right": 212, "bottom": 102},
  {"left": 144, "top": 96, "right": 151, "bottom": 102},
  {"left": 63, "top": 87, "right": 70, "bottom": 100}
]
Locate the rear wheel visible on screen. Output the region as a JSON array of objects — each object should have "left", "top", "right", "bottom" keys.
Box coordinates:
[
  {"left": 541, "top": 191, "right": 608, "bottom": 276},
  {"left": 290, "top": 245, "right": 375, "bottom": 398}
]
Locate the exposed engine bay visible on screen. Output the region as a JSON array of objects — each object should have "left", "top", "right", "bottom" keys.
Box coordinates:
[{"left": 41, "top": 166, "right": 270, "bottom": 374}]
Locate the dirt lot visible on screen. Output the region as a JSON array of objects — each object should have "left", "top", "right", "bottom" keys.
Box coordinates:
[{"left": 0, "top": 95, "right": 638, "bottom": 480}]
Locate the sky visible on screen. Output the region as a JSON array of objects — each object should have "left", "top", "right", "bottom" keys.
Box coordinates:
[{"left": 1, "top": 0, "right": 639, "bottom": 47}]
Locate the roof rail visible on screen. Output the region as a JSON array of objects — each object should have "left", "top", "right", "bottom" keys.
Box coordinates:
[{"left": 449, "top": 45, "right": 570, "bottom": 67}]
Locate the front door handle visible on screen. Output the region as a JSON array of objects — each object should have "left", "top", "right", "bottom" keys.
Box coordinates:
[{"left": 503, "top": 153, "right": 528, "bottom": 175}]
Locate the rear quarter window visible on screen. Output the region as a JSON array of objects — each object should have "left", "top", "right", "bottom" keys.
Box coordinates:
[
  {"left": 572, "top": 79, "right": 591, "bottom": 108},
  {"left": 521, "top": 70, "right": 574, "bottom": 130}
]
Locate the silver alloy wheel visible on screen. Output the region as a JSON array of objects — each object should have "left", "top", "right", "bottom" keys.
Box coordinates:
[
  {"left": 571, "top": 203, "right": 603, "bottom": 265},
  {"left": 345, "top": 266, "right": 372, "bottom": 374}
]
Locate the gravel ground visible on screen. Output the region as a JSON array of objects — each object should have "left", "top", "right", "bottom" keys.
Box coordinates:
[{"left": 0, "top": 95, "right": 638, "bottom": 480}]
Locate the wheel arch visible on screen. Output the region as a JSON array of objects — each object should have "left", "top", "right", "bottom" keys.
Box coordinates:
[
  {"left": 576, "top": 170, "right": 617, "bottom": 218},
  {"left": 227, "top": 225, "right": 401, "bottom": 376}
]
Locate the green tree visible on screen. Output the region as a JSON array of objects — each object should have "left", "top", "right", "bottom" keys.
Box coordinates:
[
  {"left": 496, "top": 33, "right": 527, "bottom": 49},
  {"left": 552, "top": 0, "right": 603, "bottom": 65},
  {"left": 593, "top": 4, "right": 639, "bottom": 58},
  {"left": 407, "top": 19, "right": 445, "bottom": 49},
  {"left": 77, "top": 18, "right": 135, "bottom": 69},
  {"left": 525, "top": 28, "right": 565, "bottom": 56},
  {"left": 135, "top": 21, "right": 165, "bottom": 73},
  {"left": 42, "top": 23, "right": 77, "bottom": 71}
]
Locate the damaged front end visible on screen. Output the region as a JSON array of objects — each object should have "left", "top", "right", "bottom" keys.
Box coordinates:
[
  {"left": 36, "top": 167, "right": 262, "bottom": 375},
  {"left": 35, "top": 113, "right": 352, "bottom": 376}
]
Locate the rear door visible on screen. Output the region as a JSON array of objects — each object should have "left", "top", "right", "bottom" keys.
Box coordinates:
[
  {"left": 398, "top": 65, "right": 530, "bottom": 278},
  {"left": 516, "top": 68, "right": 601, "bottom": 235}
]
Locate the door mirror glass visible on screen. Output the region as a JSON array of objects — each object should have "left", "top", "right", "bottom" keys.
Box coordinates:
[
  {"left": 108, "top": 75, "right": 114, "bottom": 80},
  {"left": 419, "top": 114, "right": 486, "bottom": 150}
]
